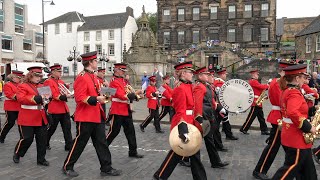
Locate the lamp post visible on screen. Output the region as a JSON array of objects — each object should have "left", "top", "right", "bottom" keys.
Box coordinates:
[
  {"left": 42, "top": 0, "right": 55, "bottom": 64},
  {"left": 67, "top": 46, "right": 81, "bottom": 80},
  {"left": 276, "top": 34, "right": 282, "bottom": 58}
]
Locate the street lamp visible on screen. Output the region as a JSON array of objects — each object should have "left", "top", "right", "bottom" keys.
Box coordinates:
[
  {"left": 98, "top": 49, "right": 109, "bottom": 70},
  {"left": 42, "top": 0, "right": 55, "bottom": 64},
  {"left": 67, "top": 46, "right": 82, "bottom": 80},
  {"left": 276, "top": 34, "right": 282, "bottom": 58}
]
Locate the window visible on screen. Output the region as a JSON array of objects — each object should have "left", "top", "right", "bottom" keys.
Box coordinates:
[
  {"left": 228, "top": 5, "right": 236, "bottom": 19},
  {"left": 84, "top": 45, "right": 90, "bottom": 53},
  {"left": 15, "top": 25, "right": 23, "bottom": 34},
  {"left": 210, "top": 6, "right": 218, "bottom": 19},
  {"left": 108, "top": 44, "right": 115, "bottom": 55},
  {"left": 178, "top": 31, "right": 185, "bottom": 44},
  {"left": 84, "top": 32, "right": 90, "bottom": 41},
  {"left": 163, "top": 31, "right": 170, "bottom": 45},
  {"left": 15, "top": 7, "right": 23, "bottom": 16},
  {"left": 261, "top": 3, "right": 269, "bottom": 17},
  {"left": 23, "top": 40, "right": 32, "bottom": 51},
  {"left": 109, "top": 30, "right": 114, "bottom": 40},
  {"left": 316, "top": 35, "right": 320, "bottom": 52},
  {"left": 244, "top": 4, "right": 252, "bottom": 18},
  {"left": 193, "top": 7, "right": 200, "bottom": 20},
  {"left": 243, "top": 26, "right": 252, "bottom": 42},
  {"left": 260, "top": 28, "right": 269, "bottom": 41},
  {"left": 208, "top": 28, "right": 219, "bottom": 40},
  {"left": 227, "top": 29, "right": 236, "bottom": 42},
  {"left": 35, "top": 33, "right": 43, "bottom": 44},
  {"left": 192, "top": 30, "right": 200, "bottom": 44},
  {"left": 96, "top": 31, "right": 102, "bottom": 41},
  {"left": 55, "top": 24, "right": 60, "bottom": 34},
  {"left": 67, "top": 23, "right": 72, "bottom": 33},
  {"left": 2, "top": 39, "right": 13, "bottom": 51},
  {"left": 96, "top": 44, "right": 102, "bottom": 55},
  {"left": 178, "top": 8, "right": 185, "bottom": 21},
  {"left": 163, "top": 9, "right": 171, "bottom": 22},
  {"left": 306, "top": 37, "right": 311, "bottom": 53},
  {"left": 0, "top": 21, "right": 3, "bottom": 32}
]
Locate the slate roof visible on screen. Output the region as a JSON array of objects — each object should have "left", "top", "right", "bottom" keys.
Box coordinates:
[
  {"left": 77, "top": 13, "right": 129, "bottom": 31},
  {"left": 42, "top": 11, "right": 84, "bottom": 25},
  {"left": 296, "top": 15, "right": 320, "bottom": 37}
]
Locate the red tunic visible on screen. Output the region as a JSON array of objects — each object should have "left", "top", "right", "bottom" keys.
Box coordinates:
[
  {"left": 281, "top": 87, "right": 312, "bottom": 149},
  {"left": 170, "top": 82, "right": 195, "bottom": 130},
  {"left": 109, "top": 76, "right": 130, "bottom": 116},
  {"left": 267, "top": 78, "right": 282, "bottom": 124},
  {"left": 97, "top": 77, "right": 104, "bottom": 87},
  {"left": 145, "top": 85, "right": 158, "bottom": 110},
  {"left": 16, "top": 83, "right": 48, "bottom": 126},
  {"left": 213, "top": 78, "right": 224, "bottom": 88},
  {"left": 74, "top": 72, "right": 105, "bottom": 123},
  {"left": 3, "top": 82, "right": 20, "bottom": 111},
  {"left": 161, "top": 84, "right": 173, "bottom": 107},
  {"left": 302, "top": 83, "right": 318, "bottom": 108},
  {"left": 249, "top": 79, "right": 269, "bottom": 107},
  {"left": 43, "top": 78, "right": 69, "bottom": 114}
]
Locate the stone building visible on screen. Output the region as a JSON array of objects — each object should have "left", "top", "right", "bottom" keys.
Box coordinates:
[{"left": 123, "top": 6, "right": 167, "bottom": 86}]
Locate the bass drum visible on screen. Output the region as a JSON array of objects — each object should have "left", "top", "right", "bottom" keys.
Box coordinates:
[{"left": 218, "top": 79, "right": 254, "bottom": 113}]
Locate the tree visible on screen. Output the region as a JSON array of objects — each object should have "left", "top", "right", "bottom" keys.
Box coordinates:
[{"left": 136, "top": 13, "right": 157, "bottom": 35}]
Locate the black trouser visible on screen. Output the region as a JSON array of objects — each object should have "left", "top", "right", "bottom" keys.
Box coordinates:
[
  {"left": 106, "top": 113, "right": 138, "bottom": 155},
  {"left": 272, "top": 146, "right": 317, "bottom": 180},
  {"left": 154, "top": 150, "right": 207, "bottom": 180},
  {"left": 14, "top": 125, "right": 47, "bottom": 162},
  {"left": 0, "top": 111, "right": 19, "bottom": 141},
  {"left": 63, "top": 122, "right": 112, "bottom": 172},
  {"left": 254, "top": 124, "right": 282, "bottom": 174},
  {"left": 140, "top": 107, "right": 161, "bottom": 130},
  {"left": 204, "top": 120, "right": 222, "bottom": 165},
  {"left": 159, "top": 106, "right": 174, "bottom": 122},
  {"left": 212, "top": 117, "right": 224, "bottom": 149},
  {"left": 47, "top": 113, "right": 73, "bottom": 149},
  {"left": 240, "top": 106, "right": 268, "bottom": 132}
]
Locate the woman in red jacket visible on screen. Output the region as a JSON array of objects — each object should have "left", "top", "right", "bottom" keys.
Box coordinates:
[{"left": 13, "top": 66, "right": 49, "bottom": 166}]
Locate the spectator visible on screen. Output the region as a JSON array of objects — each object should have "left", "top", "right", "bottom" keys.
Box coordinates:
[
  {"left": 308, "top": 72, "right": 320, "bottom": 105},
  {"left": 0, "top": 76, "right": 3, "bottom": 100},
  {"left": 152, "top": 67, "right": 163, "bottom": 88},
  {"left": 141, "top": 71, "right": 149, "bottom": 86}
]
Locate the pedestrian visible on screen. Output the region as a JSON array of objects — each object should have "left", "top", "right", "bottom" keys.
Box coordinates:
[
  {"left": 44, "top": 64, "right": 73, "bottom": 151},
  {"left": 308, "top": 72, "right": 320, "bottom": 104},
  {"left": 153, "top": 61, "right": 207, "bottom": 180},
  {"left": 240, "top": 69, "right": 270, "bottom": 135},
  {"left": 139, "top": 76, "right": 163, "bottom": 133},
  {"left": 158, "top": 75, "right": 174, "bottom": 122},
  {"left": 272, "top": 64, "right": 317, "bottom": 180},
  {"left": 152, "top": 67, "right": 163, "bottom": 88},
  {"left": 62, "top": 51, "right": 121, "bottom": 177},
  {"left": 13, "top": 66, "right": 49, "bottom": 166},
  {"left": 106, "top": 63, "right": 144, "bottom": 158},
  {"left": 141, "top": 71, "right": 149, "bottom": 87},
  {"left": 0, "top": 70, "right": 24, "bottom": 143}
]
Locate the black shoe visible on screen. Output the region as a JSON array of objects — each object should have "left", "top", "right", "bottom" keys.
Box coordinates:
[
  {"left": 100, "top": 168, "right": 122, "bottom": 176},
  {"left": 252, "top": 170, "right": 270, "bottom": 180},
  {"left": 37, "top": 160, "right": 50, "bottom": 166},
  {"left": 226, "top": 136, "right": 238, "bottom": 140},
  {"left": 155, "top": 129, "right": 164, "bottom": 133},
  {"left": 13, "top": 153, "right": 20, "bottom": 163},
  {"left": 211, "top": 161, "right": 229, "bottom": 168},
  {"left": 261, "top": 131, "right": 270, "bottom": 135},
  {"left": 240, "top": 129, "right": 250, "bottom": 135},
  {"left": 62, "top": 168, "right": 79, "bottom": 177},
  {"left": 179, "top": 160, "right": 191, "bottom": 167},
  {"left": 139, "top": 124, "right": 145, "bottom": 132},
  {"left": 129, "top": 153, "right": 144, "bottom": 158},
  {"left": 217, "top": 147, "right": 228, "bottom": 152},
  {"left": 0, "top": 138, "right": 4, "bottom": 143},
  {"left": 46, "top": 145, "right": 51, "bottom": 150}
]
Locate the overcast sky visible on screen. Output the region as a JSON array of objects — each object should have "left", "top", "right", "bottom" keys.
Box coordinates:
[{"left": 15, "top": 0, "right": 320, "bottom": 25}]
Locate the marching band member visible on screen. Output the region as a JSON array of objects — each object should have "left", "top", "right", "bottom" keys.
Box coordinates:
[
  {"left": 153, "top": 61, "right": 207, "bottom": 180},
  {"left": 158, "top": 75, "right": 174, "bottom": 122},
  {"left": 140, "top": 76, "right": 164, "bottom": 133},
  {"left": 272, "top": 64, "right": 317, "bottom": 180},
  {"left": 194, "top": 67, "right": 229, "bottom": 168},
  {"left": 97, "top": 68, "right": 108, "bottom": 114},
  {"left": 0, "top": 70, "right": 23, "bottom": 143},
  {"left": 13, "top": 67, "right": 49, "bottom": 166},
  {"left": 240, "top": 69, "right": 269, "bottom": 135},
  {"left": 301, "top": 76, "right": 319, "bottom": 118},
  {"left": 106, "top": 63, "right": 144, "bottom": 158},
  {"left": 252, "top": 60, "right": 295, "bottom": 180},
  {"left": 62, "top": 51, "right": 121, "bottom": 177},
  {"left": 44, "top": 64, "right": 73, "bottom": 151}
]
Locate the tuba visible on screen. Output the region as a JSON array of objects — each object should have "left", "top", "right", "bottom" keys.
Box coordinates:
[
  {"left": 256, "top": 89, "right": 268, "bottom": 106},
  {"left": 303, "top": 108, "right": 320, "bottom": 144}
]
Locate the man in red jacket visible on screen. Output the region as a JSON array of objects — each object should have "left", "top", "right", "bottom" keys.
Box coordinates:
[
  {"left": 0, "top": 70, "right": 23, "bottom": 143},
  {"left": 62, "top": 51, "right": 121, "bottom": 177},
  {"left": 240, "top": 70, "right": 269, "bottom": 135},
  {"left": 106, "top": 63, "right": 144, "bottom": 158},
  {"left": 44, "top": 64, "right": 72, "bottom": 151},
  {"left": 140, "top": 76, "right": 164, "bottom": 133}
]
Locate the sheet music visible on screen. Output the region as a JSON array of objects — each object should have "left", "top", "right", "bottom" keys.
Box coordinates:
[
  {"left": 158, "top": 86, "right": 166, "bottom": 94},
  {"left": 100, "top": 87, "right": 116, "bottom": 96},
  {"left": 37, "top": 86, "right": 52, "bottom": 99}
]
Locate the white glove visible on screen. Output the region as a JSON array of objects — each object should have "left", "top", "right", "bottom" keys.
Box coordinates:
[
  {"left": 219, "top": 107, "right": 227, "bottom": 115},
  {"left": 183, "top": 133, "right": 190, "bottom": 143}
]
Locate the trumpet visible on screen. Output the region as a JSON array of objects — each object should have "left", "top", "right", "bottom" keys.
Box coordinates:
[
  {"left": 59, "top": 83, "right": 74, "bottom": 97},
  {"left": 125, "top": 85, "right": 143, "bottom": 100}
]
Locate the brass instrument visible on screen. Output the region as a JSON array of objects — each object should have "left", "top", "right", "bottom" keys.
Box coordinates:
[
  {"left": 277, "top": 119, "right": 283, "bottom": 131},
  {"left": 58, "top": 83, "right": 74, "bottom": 96},
  {"left": 125, "top": 85, "right": 143, "bottom": 112},
  {"left": 303, "top": 108, "right": 320, "bottom": 144},
  {"left": 256, "top": 89, "right": 268, "bottom": 106}
]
